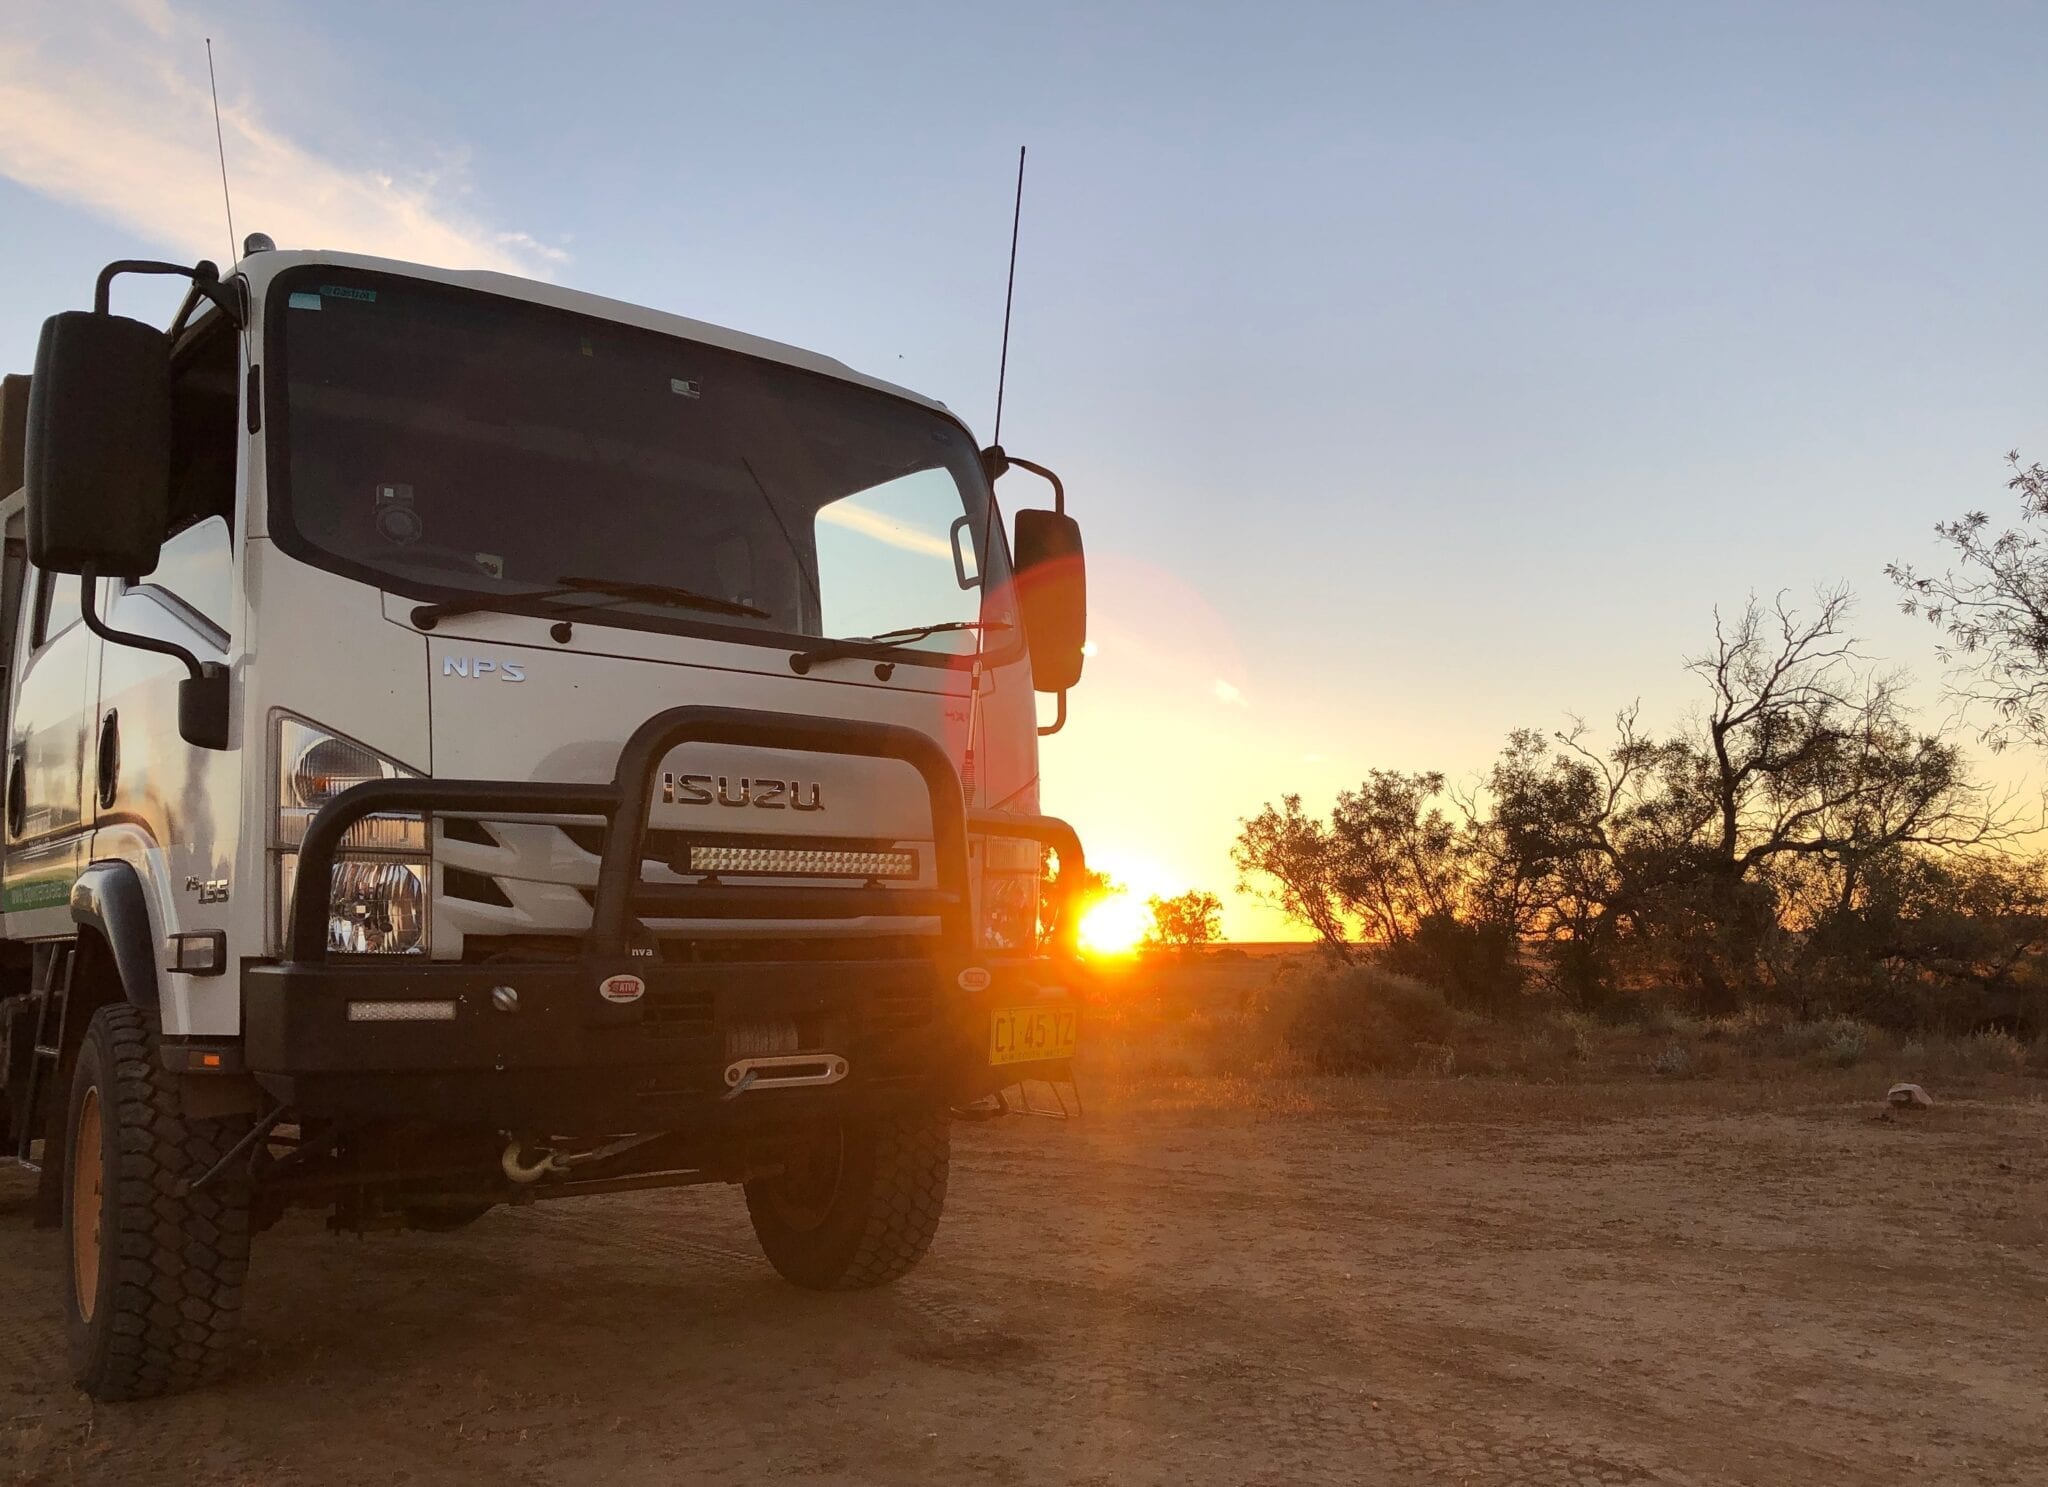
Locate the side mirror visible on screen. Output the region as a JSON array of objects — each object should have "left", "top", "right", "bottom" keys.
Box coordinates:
[
  {"left": 25, "top": 309, "right": 173, "bottom": 578},
  {"left": 1012, "top": 508, "right": 1087, "bottom": 693}
]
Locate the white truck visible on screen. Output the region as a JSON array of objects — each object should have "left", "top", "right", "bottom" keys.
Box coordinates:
[{"left": 0, "top": 243, "right": 1089, "bottom": 1400}]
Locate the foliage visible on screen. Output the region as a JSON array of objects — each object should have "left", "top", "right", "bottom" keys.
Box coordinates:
[
  {"left": 1233, "top": 591, "right": 2029, "bottom": 1027},
  {"left": 1146, "top": 889, "right": 1223, "bottom": 951},
  {"left": 1263, "top": 962, "right": 1461, "bottom": 1074},
  {"left": 1889, "top": 452, "right": 2048, "bottom": 752}
]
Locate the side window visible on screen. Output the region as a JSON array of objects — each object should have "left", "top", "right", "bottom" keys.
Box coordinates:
[
  {"left": 132, "top": 517, "right": 232, "bottom": 635},
  {"left": 32, "top": 566, "right": 79, "bottom": 648}
]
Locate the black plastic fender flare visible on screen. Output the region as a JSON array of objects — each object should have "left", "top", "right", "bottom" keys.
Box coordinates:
[{"left": 70, "top": 861, "right": 160, "bottom": 1012}]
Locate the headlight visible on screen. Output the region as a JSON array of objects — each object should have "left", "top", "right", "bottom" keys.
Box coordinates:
[
  {"left": 272, "top": 716, "right": 428, "bottom": 955},
  {"left": 978, "top": 835, "right": 1042, "bottom": 952},
  {"left": 275, "top": 717, "right": 425, "bottom": 850}
]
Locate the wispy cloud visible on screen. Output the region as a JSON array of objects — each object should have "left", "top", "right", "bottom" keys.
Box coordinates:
[
  {"left": 1213, "top": 679, "right": 1248, "bottom": 707},
  {"left": 0, "top": 2, "right": 562, "bottom": 276},
  {"left": 818, "top": 499, "right": 954, "bottom": 559}
]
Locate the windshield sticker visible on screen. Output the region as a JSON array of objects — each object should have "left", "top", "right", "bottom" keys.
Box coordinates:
[
  {"left": 322, "top": 284, "right": 378, "bottom": 303},
  {"left": 670, "top": 378, "right": 701, "bottom": 399},
  {"left": 287, "top": 291, "right": 321, "bottom": 310}
]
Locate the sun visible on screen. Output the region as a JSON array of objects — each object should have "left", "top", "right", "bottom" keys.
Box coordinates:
[{"left": 1077, "top": 892, "right": 1148, "bottom": 957}]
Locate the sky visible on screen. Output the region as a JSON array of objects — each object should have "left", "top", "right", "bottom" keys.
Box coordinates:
[{"left": 6, "top": 0, "right": 2048, "bottom": 938}]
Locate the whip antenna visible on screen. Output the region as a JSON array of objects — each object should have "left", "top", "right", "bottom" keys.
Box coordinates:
[
  {"left": 205, "top": 38, "right": 238, "bottom": 263},
  {"left": 992, "top": 145, "right": 1026, "bottom": 448}
]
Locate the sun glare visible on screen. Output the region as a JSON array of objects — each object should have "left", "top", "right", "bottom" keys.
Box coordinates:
[{"left": 1078, "top": 893, "right": 1149, "bottom": 956}]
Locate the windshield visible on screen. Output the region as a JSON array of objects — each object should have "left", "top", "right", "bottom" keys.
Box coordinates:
[{"left": 265, "top": 269, "right": 1011, "bottom": 662}]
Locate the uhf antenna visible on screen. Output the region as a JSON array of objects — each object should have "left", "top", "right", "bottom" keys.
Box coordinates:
[
  {"left": 992, "top": 145, "right": 1026, "bottom": 448},
  {"left": 204, "top": 39, "right": 238, "bottom": 263}
]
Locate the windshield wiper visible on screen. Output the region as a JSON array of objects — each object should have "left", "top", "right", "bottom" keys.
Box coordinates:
[
  {"left": 788, "top": 620, "right": 1010, "bottom": 674},
  {"left": 412, "top": 575, "right": 768, "bottom": 629}
]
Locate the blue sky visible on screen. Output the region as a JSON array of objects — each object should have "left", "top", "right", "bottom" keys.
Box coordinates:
[{"left": 6, "top": 1, "right": 2047, "bottom": 933}]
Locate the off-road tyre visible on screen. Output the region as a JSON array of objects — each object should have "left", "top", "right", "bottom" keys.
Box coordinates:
[
  {"left": 743, "top": 1111, "right": 949, "bottom": 1290},
  {"left": 63, "top": 1004, "right": 251, "bottom": 1400}
]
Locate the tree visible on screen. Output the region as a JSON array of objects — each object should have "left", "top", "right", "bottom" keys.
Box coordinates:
[
  {"left": 1231, "top": 794, "right": 1355, "bottom": 957},
  {"left": 1231, "top": 591, "right": 2015, "bottom": 1014},
  {"left": 1329, "top": 771, "right": 1466, "bottom": 944},
  {"left": 1889, "top": 452, "right": 2048, "bottom": 751},
  {"left": 1146, "top": 890, "right": 1224, "bottom": 952}
]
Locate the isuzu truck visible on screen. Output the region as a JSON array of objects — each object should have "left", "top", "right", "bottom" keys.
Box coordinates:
[{"left": 0, "top": 242, "right": 1089, "bottom": 1400}]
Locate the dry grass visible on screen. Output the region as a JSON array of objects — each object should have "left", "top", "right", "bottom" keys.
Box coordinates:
[{"left": 1075, "top": 949, "right": 2048, "bottom": 1118}]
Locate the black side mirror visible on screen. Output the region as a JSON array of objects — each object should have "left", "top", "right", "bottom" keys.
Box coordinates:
[
  {"left": 26, "top": 309, "right": 173, "bottom": 578},
  {"left": 1012, "top": 507, "right": 1087, "bottom": 693}
]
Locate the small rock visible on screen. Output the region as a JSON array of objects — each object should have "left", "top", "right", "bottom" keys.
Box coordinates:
[{"left": 1888, "top": 1082, "right": 1933, "bottom": 1108}]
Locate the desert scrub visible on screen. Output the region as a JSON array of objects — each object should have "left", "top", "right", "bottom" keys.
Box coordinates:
[
  {"left": 1964, "top": 1028, "right": 2028, "bottom": 1072},
  {"left": 1648, "top": 1041, "right": 1694, "bottom": 1077},
  {"left": 1267, "top": 962, "right": 1463, "bottom": 1074},
  {"left": 1818, "top": 1023, "right": 1868, "bottom": 1068},
  {"left": 1638, "top": 1006, "right": 1709, "bottom": 1041},
  {"left": 1775, "top": 1016, "right": 1873, "bottom": 1062}
]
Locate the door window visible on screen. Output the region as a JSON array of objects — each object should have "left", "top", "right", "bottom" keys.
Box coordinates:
[
  {"left": 31, "top": 567, "right": 79, "bottom": 648},
  {"left": 131, "top": 517, "right": 232, "bottom": 634}
]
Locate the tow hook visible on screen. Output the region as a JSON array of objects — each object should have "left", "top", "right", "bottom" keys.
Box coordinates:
[{"left": 500, "top": 1139, "right": 568, "bottom": 1184}]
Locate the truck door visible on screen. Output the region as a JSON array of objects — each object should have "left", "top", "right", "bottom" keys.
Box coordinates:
[
  {"left": 85, "top": 311, "right": 241, "bottom": 1036},
  {"left": 4, "top": 561, "right": 95, "bottom": 927}
]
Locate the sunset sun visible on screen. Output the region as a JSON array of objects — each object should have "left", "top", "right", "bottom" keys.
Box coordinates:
[{"left": 1077, "top": 893, "right": 1148, "bottom": 956}]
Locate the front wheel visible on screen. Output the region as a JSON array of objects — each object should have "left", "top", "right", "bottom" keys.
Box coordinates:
[
  {"left": 743, "top": 1111, "right": 950, "bottom": 1289},
  {"left": 64, "top": 1004, "right": 252, "bottom": 1400}
]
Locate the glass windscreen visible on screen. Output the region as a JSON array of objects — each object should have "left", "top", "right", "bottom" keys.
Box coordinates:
[{"left": 268, "top": 271, "right": 1010, "bottom": 660}]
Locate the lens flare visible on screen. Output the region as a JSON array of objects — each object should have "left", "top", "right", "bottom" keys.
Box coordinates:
[{"left": 1078, "top": 893, "right": 1148, "bottom": 956}]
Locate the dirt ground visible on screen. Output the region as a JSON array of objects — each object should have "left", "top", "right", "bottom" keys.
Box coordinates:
[{"left": 4, "top": 1078, "right": 2044, "bottom": 1486}]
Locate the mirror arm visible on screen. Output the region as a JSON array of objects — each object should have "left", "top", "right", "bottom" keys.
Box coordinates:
[
  {"left": 94, "top": 259, "right": 243, "bottom": 329},
  {"left": 79, "top": 571, "right": 231, "bottom": 751},
  {"left": 79, "top": 577, "right": 230, "bottom": 749},
  {"left": 79, "top": 570, "right": 203, "bottom": 681},
  {"left": 979, "top": 446, "right": 1066, "bottom": 515},
  {"left": 1038, "top": 690, "right": 1068, "bottom": 738}
]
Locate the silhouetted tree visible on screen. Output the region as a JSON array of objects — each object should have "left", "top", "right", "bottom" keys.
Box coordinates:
[
  {"left": 1231, "top": 794, "right": 1356, "bottom": 958},
  {"left": 1889, "top": 452, "right": 2048, "bottom": 751},
  {"left": 1232, "top": 591, "right": 2016, "bottom": 1015},
  {"left": 1146, "top": 890, "right": 1223, "bottom": 952}
]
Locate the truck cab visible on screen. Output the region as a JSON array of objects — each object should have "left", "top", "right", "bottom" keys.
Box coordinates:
[{"left": 0, "top": 246, "right": 1089, "bottom": 1400}]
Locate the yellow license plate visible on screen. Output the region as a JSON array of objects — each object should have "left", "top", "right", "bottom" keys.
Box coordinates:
[{"left": 989, "top": 1005, "right": 1079, "bottom": 1066}]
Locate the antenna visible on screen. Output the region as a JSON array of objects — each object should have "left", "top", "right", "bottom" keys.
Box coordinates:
[
  {"left": 204, "top": 39, "right": 238, "bottom": 264},
  {"left": 992, "top": 145, "right": 1026, "bottom": 448}
]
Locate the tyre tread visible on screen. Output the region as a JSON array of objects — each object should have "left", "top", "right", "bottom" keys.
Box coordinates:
[{"left": 70, "top": 1004, "right": 251, "bottom": 1401}]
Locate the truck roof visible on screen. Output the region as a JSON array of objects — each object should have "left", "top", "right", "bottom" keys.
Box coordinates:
[{"left": 233, "top": 249, "right": 968, "bottom": 432}]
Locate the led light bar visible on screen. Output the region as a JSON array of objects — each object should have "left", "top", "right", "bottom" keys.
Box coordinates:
[
  {"left": 346, "top": 999, "right": 458, "bottom": 1023},
  {"left": 686, "top": 843, "right": 917, "bottom": 880}
]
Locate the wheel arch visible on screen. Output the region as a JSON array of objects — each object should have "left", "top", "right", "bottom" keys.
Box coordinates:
[{"left": 68, "top": 861, "right": 160, "bottom": 1014}]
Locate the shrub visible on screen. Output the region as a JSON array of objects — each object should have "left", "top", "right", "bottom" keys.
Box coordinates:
[
  {"left": 1648, "top": 1042, "right": 1693, "bottom": 1077},
  {"left": 1638, "top": 1005, "right": 1708, "bottom": 1041},
  {"left": 1775, "top": 1016, "right": 1872, "bottom": 1061},
  {"left": 1964, "top": 1028, "right": 2028, "bottom": 1072},
  {"left": 1268, "top": 963, "right": 1462, "bottom": 1074},
  {"left": 1383, "top": 914, "right": 1525, "bottom": 1016},
  {"left": 1818, "top": 1024, "right": 1868, "bottom": 1068}
]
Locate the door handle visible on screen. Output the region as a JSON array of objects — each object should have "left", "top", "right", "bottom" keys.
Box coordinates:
[
  {"left": 6, "top": 750, "right": 22, "bottom": 837},
  {"left": 97, "top": 711, "right": 119, "bottom": 811}
]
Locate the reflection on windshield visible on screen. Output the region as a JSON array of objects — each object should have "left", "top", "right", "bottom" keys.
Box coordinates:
[{"left": 271, "top": 273, "right": 1011, "bottom": 659}]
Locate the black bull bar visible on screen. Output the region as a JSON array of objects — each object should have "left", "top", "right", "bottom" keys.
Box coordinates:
[
  {"left": 288, "top": 706, "right": 1086, "bottom": 962},
  {"left": 244, "top": 707, "right": 1086, "bottom": 1123}
]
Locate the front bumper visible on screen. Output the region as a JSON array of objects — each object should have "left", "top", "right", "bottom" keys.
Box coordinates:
[{"left": 243, "top": 954, "right": 1078, "bottom": 1126}]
